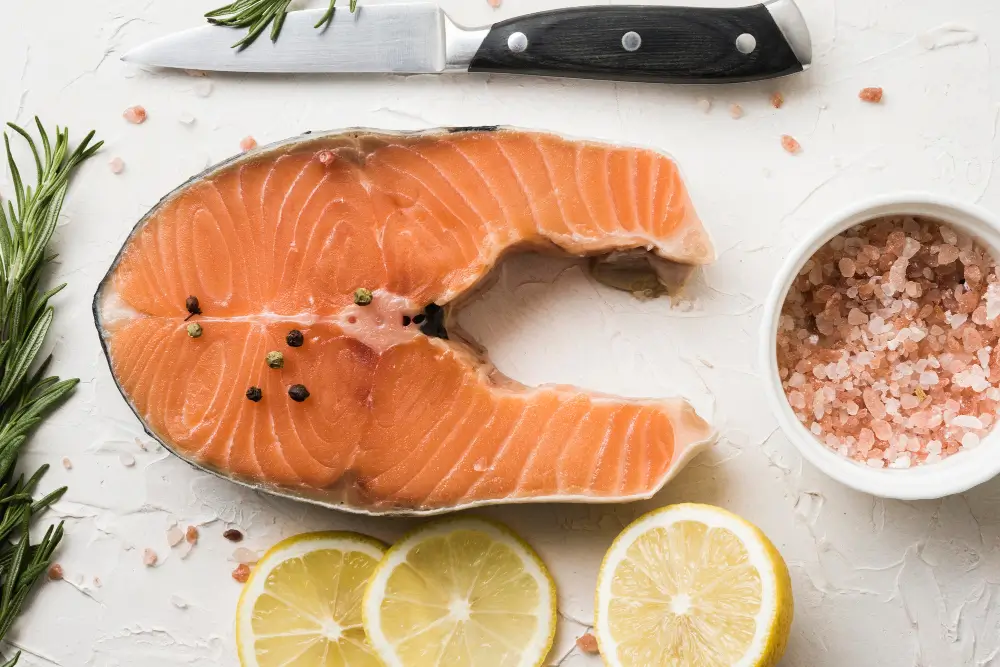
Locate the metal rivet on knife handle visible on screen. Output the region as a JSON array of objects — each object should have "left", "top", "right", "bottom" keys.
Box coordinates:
[
  {"left": 622, "top": 31, "right": 641, "bottom": 52},
  {"left": 736, "top": 33, "right": 757, "bottom": 54},
  {"left": 507, "top": 31, "right": 528, "bottom": 53}
]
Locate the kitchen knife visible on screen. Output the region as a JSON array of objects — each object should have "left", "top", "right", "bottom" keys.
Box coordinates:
[{"left": 123, "top": 0, "right": 811, "bottom": 84}]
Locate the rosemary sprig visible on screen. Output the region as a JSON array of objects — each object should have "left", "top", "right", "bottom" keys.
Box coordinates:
[
  {"left": 0, "top": 119, "right": 100, "bottom": 665},
  {"left": 206, "top": 0, "right": 359, "bottom": 51}
]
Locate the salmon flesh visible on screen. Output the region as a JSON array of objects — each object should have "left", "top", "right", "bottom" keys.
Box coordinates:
[{"left": 94, "top": 128, "right": 717, "bottom": 514}]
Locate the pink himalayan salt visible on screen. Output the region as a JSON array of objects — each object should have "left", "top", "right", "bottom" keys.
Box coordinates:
[
  {"left": 143, "top": 548, "right": 158, "bottom": 567},
  {"left": 730, "top": 104, "right": 744, "bottom": 119},
  {"left": 123, "top": 106, "right": 147, "bottom": 124},
  {"left": 109, "top": 157, "right": 125, "bottom": 174},
  {"left": 777, "top": 216, "right": 1000, "bottom": 468},
  {"left": 240, "top": 136, "right": 258, "bottom": 152},
  {"left": 781, "top": 134, "right": 802, "bottom": 154}
]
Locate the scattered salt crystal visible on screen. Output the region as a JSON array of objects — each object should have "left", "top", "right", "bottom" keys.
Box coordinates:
[
  {"left": 119, "top": 453, "right": 135, "bottom": 467},
  {"left": 232, "top": 547, "right": 259, "bottom": 564},
  {"left": 123, "top": 105, "right": 147, "bottom": 124},
  {"left": 143, "top": 549, "right": 158, "bottom": 567},
  {"left": 771, "top": 92, "right": 784, "bottom": 108},
  {"left": 194, "top": 80, "right": 213, "bottom": 97},
  {"left": 901, "top": 237, "right": 921, "bottom": 259},
  {"left": 948, "top": 312, "right": 969, "bottom": 329},
  {"left": 788, "top": 391, "right": 806, "bottom": 409},
  {"left": 962, "top": 432, "right": 981, "bottom": 449},
  {"left": 872, "top": 420, "right": 893, "bottom": 441},
  {"left": 171, "top": 595, "right": 189, "bottom": 609},
  {"left": 730, "top": 104, "right": 744, "bottom": 119},
  {"left": 781, "top": 135, "right": 802, "bottom": 154},
  {"left": 697, "top": 98, "right": 712, "bottom": 113},
  {"left": 167, "top": 525, "right": 185, "bottom": 547},
  {"left": 848, "top": 308, "right": 868, "bottom": 325},
  {"left": 61, "top": 457, "right": 72, "bottom": 470},
  {"left": 938, "top": 244, "right": 960, "bottom": 264},
  {"left": 864, "top": 389, "right": 887, "bottom": 419},
  {"left": 178, "top": 112, "right": 196, "bottom": 126},
  {"left": 577, "top": 633, "right": 600, "bottom": 655},
  {"left": 240, "top": 136, "right": 258, "bottom": 152},
  {"left": 987, "top": 283, "right": 1000, "bottom": 320},
  {"left": 952, "top": 415, "right": 983, "bottom": 429},
  {"left": 109, "top": 157, "right": 125, "bottom": 174},
  {"left": 890, "top": 455, "right": 911, "bottom": 469}
]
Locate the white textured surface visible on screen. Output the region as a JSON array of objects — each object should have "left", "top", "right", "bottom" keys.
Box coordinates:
[{"left": 2, "top": 0, "right": 1000, "bottom": 664}]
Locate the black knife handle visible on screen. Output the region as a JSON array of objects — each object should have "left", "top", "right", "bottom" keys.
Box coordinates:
[{"left": 468, "top": 4, "right": 806, "bottom": 84}]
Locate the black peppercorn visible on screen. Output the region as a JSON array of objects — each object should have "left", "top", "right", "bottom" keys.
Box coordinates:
[
  {"left": 288, "top": 384, "right": 310, "bottom": 402},
  {"left": 246, "top": 387, "right": 262, "bottom": 402},
  {"left": 286, "top": 329, "right": 304, "bottom": 347},
  {"left": 185, "top": 295, "right": 201, "bottom": 320}
]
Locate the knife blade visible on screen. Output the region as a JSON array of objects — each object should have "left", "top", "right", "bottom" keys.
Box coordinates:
[{"left": 123, "top": 0, "right": 812, "bottom": 84}]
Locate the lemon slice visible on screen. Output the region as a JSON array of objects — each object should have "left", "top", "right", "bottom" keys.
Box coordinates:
[
  {"left": 236, "top": 531, "right": 387, "bottom": 667},
  {"left": 363, "top": 517, "right": 557, "bottom": 667},
  {"left": 595, "top": 504, "right": 793, "bottom": 667}
]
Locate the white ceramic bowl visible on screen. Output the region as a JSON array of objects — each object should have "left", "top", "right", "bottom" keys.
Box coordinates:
[{"left": 760, "top": 193, "right": 1000, "bottom": 499}]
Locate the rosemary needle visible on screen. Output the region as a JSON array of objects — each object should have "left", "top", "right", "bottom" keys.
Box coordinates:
[
  {"left": 206, "top": 0, "right": 359, "bottom": 50},
  {"left": 0, "top": 119, "right": 98, "bottom": 665}
]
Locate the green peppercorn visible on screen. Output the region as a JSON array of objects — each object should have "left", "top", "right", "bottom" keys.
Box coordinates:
[
  {"left": 353, "top": 288, "right": 373, "bottom": 306},
  {"left": 186, "top": 323, "right": 203, "bottom": 338},
  {"left": 265, "top": 351, "right": 284, "bottom": 369}
]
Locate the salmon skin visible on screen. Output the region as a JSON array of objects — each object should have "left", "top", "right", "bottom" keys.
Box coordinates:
[{"left": 94, "top": 128, "right": 717, "bottom": 515}]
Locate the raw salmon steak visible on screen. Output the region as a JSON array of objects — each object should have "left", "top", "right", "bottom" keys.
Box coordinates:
[{"left": 94, "top": 128, "right": 717, "bottom": 514}]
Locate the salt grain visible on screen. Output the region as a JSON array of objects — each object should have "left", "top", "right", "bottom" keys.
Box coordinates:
[
  {"left": 697, "top": 98, "right": 712, "bottom": 113},
  {"left": 859, "top": 87, "right": 884, "bottom": 103},
  {"left": 109, "top": 157, "right": 125, "bottom": 174},
  {"left": 962, "top": 432, "right": 981, "bottom": 449},
  {"left": 781, "top": 134, "right": 802, "bottom": 154},
  {"left": 61, "top": 457, "right": 72, "bottom": 470},
  {"left": 952, "top": 415, "right": 983, "bottom": 429},
  {"left": 143, "top": 549, "right": 158, "bottom": 567},
  {"left": 240, "top": 136, "right": 258, "bottom": 152},
  {"left": 167, "top": 525, "right": 185, "bottom": 547},
  {"left": 123, "top": 105, "right": 147, "bottom": 124},
  {"left": 119, "top": 453, "right": 135, "bottom": 467},
  {"left": 771, "top": 92, "right": 784, "bottom": 109},
  {"left": 232, "top": 547, "right": 259, "bottom": 564},
  {"left": 194, "top": 80, "right": 213, "bottom": 97},
  {"left": 730, "top": 104, "right": 744, "bottom": 119}
]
